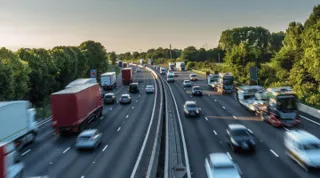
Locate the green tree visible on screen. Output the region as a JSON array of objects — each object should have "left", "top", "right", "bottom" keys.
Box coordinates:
[
  {"left": 269, "top": 31, "right": 285, "bottom": 54},
  {"left": 108, "top": 52, "right": 117, "bottom": 65},
  {"left": 181, "top": 46, "right": 198, "bottom": 61},
  {"left": 132, "top": 51, "right": 140, "bottom": 59}
]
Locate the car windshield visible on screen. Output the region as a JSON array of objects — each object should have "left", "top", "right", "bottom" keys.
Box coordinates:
[
  {"left": 105, "top": 95, "right": 113, "bottom": 98},
  {"left": 186, "top": 104, "right": 197, "bottom": 109},
  {"left": 191, "top": 75, "right": 196, "bottom": 77},
  {"left": 122, "top": 96, "right": 129, "bottom": 98},
  {"left": 303, "top": 143, "right": 320, "bottom": 151},
  {"left": 193, "top": 87, "right": 201, "bottom": 91},
  {"left": 147, "top": 86, "right": 153, "bottom": 88},
  {"left": 78, "top": 135, "right": 92, "bottom": 140},
  {"left": 130, "top": 85, "right": 138, "bottom": 89},
  {"left": 184, "top": 81, "right": 191, "bottom": 83},
  {"left": 276, "top": 97, "right": 297, "bottom": 111},
  {"left": 230, "top": 129, "right": 251, "bottom": 138}
]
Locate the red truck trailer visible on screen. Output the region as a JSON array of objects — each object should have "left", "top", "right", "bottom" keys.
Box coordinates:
[
  {"left": 122, "top": 68, "right": 133, "bottom": 85},
  {"left": 51, "top": 83, "right": 103, "bottom": 134}
]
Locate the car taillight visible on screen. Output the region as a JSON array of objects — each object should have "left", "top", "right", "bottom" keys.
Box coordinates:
[
  {"left": 152, "top": 88, "right": 154, "bottom": 90},
  {"left": 120, "top": 98, "right": 122, "bottom": 101}
]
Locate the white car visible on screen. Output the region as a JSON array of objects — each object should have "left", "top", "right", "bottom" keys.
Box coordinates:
[
  {"left": 76, "top": 129, "right": 102, "bottom": 150},
  {"left": 205, "top": 153, "right": 241, "bottom": 178},
  {"left": 183, "top": 80, "right": 192, "bottom": 87},
  {"left": 145, "top": 85, "right": 155, "bottom": 93}
]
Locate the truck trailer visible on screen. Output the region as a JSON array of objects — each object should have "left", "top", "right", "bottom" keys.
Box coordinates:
[
  {"left": 0, "top": 101, "right": 38, "bottom": 151},
  {"left": 51, "top": 83, "right": 103, "bottom": 134},
  {"left": 122, "top": 68, "right": 133, "bottom": 85},
  {"left": 237, "top": 85, "right": 265, "bottom": 112},
  {"left": 217, "top": 73, "right": 234, "bottom": 94},
  {"left": 101, "top": 72, "right": 117, "bottom": 90}
]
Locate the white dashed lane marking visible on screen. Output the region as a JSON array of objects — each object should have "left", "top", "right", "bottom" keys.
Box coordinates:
[
  {"left": 126, "top": 115, "right": 129, "bottom": 118},
  {"left": 270, "top": 149, "right": 279, "bottom": 157},
  {"left": 22, "top": 149, "right": 31, "bottom": 156},
  {"left": 213, "top": 130, "right": 217, "bottom": 135},
  {"left": 102, "top": 145, "right": 108, "bottom": 152},
  {"left": 233, "top": 116, "right": 237, "bottom": 119},
  {"left": 205, "top": 117, "right": 208, "bottom": 121},
  {"left": 117, "top": 127, "right": 121, "bottom": 132},
  {"left": 63, "top": 147, "right": 70, "bottom": 154}
]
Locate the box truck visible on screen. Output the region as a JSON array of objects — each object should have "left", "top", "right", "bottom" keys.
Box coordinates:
[
  {"left": 51, "top": 83, "right": 103, "bottom": 135},
  {"left": 122, "top": 68, "right": 133, "bottom": 85},
  {"left": 101, "top": 72, "right": 117, "bottom": 90},
  {"left": 139, "top": 59, "right": 144, "bottom": 65},
  {"left": 176, "top": 62, "right": 185, "bottom": 71},
  {"left": 0, "top": 101, "right": 38, "bottom": 151},
  {"left": 65, "top": 78, "right": 97, "bottom": 89}
]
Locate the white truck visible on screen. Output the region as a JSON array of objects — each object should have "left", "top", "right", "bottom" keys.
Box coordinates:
[
  {"left": 169, "top": 62, "right": 175, "bottom": 71},
  {"left": 236, "top": 85, "right": 265, "bottom": 112},
  {"left": 101, "top": 72, "right": 117, "bottom": 90},
  {"left": 0, "top": 142, "right": 24, "bottom": 178},
  {"left": 176, "top": 62, "right": 185, "bottom": 71},
  {"left": 0, "top": 101, "right": 38, "bottom": 151},
  {"left": 207, "top": 74, "right": 219, "bottom": 89},
  {"left": 139, "top": 59, "right": 144, "bottom": 65},
  {"left": 65, "top": 78, "right": 97, "bottom": 89}
]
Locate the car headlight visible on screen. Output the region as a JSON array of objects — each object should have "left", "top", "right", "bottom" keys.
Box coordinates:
[
  {"left": 231, "top": 138, "right": 239, "bottom": 146},
  {"left": 185, "top": 110, "right": 189, "bottom": 113},
  {"left": 196, "top": 110, "right": 199, "bottom": 113}
]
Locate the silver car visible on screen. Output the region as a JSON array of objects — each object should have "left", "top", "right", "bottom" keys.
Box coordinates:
[
  {"left": 145, "top": 85, "right": 155, "bottom": 93},
  {"left": 183, "top": 80, "right": 192, "bottom": 87},
  {"left": 76, "top": 129, "right": 102, "bottom": 150},
  {"left": 205, "top": 153, "right": 241, "bottom": 178}
]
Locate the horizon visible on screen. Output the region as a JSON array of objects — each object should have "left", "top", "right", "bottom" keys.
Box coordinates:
[{"left": 0, "top": 0, "right": 319, "bottom": 53}]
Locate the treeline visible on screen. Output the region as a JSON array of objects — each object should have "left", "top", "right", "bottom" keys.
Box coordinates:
[{"left": 0, "top": 40, "right": 109, "bottom": 107}]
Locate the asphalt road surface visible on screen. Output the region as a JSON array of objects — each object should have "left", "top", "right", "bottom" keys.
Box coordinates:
[
  {"left": 21, "top": 66, "right": 160, "bottom": 178},
  {"left": 158, "top": 69, "right": 320, "bottom": 178}
]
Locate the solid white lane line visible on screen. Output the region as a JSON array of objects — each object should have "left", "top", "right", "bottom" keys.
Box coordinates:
[
  {"left": 233, "top": 116, "right": 237, "bottom": 119},
  {"left": 22, "top": 149, "right": 31, "bottom": 156},
  {"left": 126, "top": 115, "right": 129, "bottom": 118},
  {"left": 248, "top": 129, "right": 253, "bottom": 134},
  {"left": 270, "top": 149, "right": 279, "bottom": 157},
  {"left": 299, "top": 115, "right": 320, "bottom": 126},
  {"left": 117, "top": 127, "right": 121, "bottom": 132},
  {"left": 63, "top": 147, "right": 70, "bottom": 154},
  {"left": 102, "top": 145, "right": 108, "bottom": 152},
  {"left": 222, "top": 106, "right": 226, "bottom": 109},
  {"left": 213, "top": 130, "right": 217, "bottom": 135},
  {"left": 37, "top": 118, "right": 52, "bottom": 127},
  {"left": 205, "top": 117, "right": 208, "bottom": 121},
  {"left": 226, "top": 152, "right": 232, "bottom": 160}
]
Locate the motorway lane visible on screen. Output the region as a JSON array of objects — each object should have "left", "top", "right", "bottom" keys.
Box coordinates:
[
  {"left": 22, "top": 67, "right": 158, "bottom": 178},
  {"left": 177, "top": 70, "right": 320, "bottom": 178}
]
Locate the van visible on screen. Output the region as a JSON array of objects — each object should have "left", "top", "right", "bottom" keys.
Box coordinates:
[
  {"left": 129, "top": 83, "right": 139, "bottom": 93},
  {"left": 284, "top": 130, "right": 320, "bottom": 171}
]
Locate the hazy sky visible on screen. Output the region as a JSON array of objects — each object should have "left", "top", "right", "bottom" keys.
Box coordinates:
[{"left": 0, "top": 0, "right": 319, "bottom": 53}]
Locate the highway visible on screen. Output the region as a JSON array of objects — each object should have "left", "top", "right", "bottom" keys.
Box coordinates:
[
  {"left": 20, "top": 66, "right": 162, "bottom": 178},
  {"left": 157, "top": 68, "right": 320, "bottom": 178}
]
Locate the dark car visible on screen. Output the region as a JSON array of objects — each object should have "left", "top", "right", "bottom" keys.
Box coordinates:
[
  {"left": 119, "top": 94, "right": 132, "bottom": 104},
  {"left": 192, "top": 86, "right": 203, "bottom": 96},
  {"left": 129, "top": 83, "right": 139, "bottom": 93},
  {"left": 226, "top": 124, "right": 256, "bottom": 152},
  {"left": 103, "top": 93, "right": 116, "bottom": 104},
  {"left": 183, "top": 101, "right": 200, "bottom": 117}
]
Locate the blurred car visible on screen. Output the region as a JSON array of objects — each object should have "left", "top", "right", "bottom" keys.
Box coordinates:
[
  {"left": 205, "top": 153, "right": 242, "bottom": 178},
  {"left": 284, "top": 130, "right": 320, "bottom": 171},
  {"left": 192, "top": 86, "right": 203, "bottom": 96},
  {"left": 183, "top": 101, "right": 200, "bottom": 117},
  {"left": 136, "top": 68, "right": 141, "bottom": 72},
  {"left": 76, "top": 129, "right": 102, "bottom": 150},
  {"left": 145, "top": 85, "right": 155, "bottom": 93},
  {"left": 103, "top": 93, "right": 116, "bottom": 104},
  {"left": 189, "top": 73, "right": 198, "bottom": 81},
  {"left": 129, "top": 83, "right": 139, "bottom": 93},
  {"left": 183, "top": 80, "right": 192, "bottom": 87},
  {"left": 173, "top": 72, "right": 178, "bottom": 77},
  {"left": 226, "top": 124, "right": 256, "bottom": 152},
  {"left": 119, "top": 94, "right": 132, "bottom": 104}
]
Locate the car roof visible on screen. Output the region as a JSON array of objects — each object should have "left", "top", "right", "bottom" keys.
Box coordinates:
[
  {"left": 79, "top": 129, "right": 97, "bottom": 137},
  {"left": 209, "top": 153, "right": 234, "bottom": 167},
  {"left": 228, "top": 124, "right": 247, "bottom": 130},
  {"left": 185, "top": 101, "right": 196, "bottom": 105},
  {"left": 121, "top": 94, "right": 130, "bottom": 97},
  {"left": 52, "top": 83, "right": 97, "bottom": 95},
  {"left": 286, "top": 130, "right": 320, "bottom": 144}
]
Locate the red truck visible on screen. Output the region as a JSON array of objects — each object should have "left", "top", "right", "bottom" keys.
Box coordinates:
[
  {"left": 51, "top": 83, "right": 103, "bottom": 134},
  {"left": 122, "top": 68, "right": 133, "bottom": 85}
]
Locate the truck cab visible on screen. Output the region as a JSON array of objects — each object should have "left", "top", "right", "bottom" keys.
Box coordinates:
[{"left": 260, "top": 87, "right": 300, "bottom": 127}]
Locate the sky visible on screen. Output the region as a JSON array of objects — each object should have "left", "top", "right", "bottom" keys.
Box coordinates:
[{"left": 0, "top": 0, "right": 319, "bottom": 53}]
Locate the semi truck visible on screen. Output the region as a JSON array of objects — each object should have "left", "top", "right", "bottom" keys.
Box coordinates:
[
  {"left": 258, "top": 87, "right": 300, "bottom": 127},
  {"left": 169, "top": 62, "right": 175, "bottom": 70},
  {"left": 139, "top": 59, "right": 144, "bottom": 65},
  {"left": 236, "top": 85, "right": 265, "bottom": 112},
  {"left": 207, "top": 74, "right": 219, "bottom": 89},
  {"left": 65, "top": 78, "right": 97, "bottom": 89},
  {"left": 217, "top": 73, "right": 234, "bottom": 94},
  {"left": 176, "top": 62, "right": 185, "bottom": 71},
  {"left": 122, "top": 68, "right": 133, "bottom": 85},
  {"left": 101, "top": 72, "right": 117, "bottom": 90},
  {"left": 0, "top": 101, "right": 38, "bottom": 151},
  {"left": 51, "top": 83, "right": 103, "bottom": 135}
]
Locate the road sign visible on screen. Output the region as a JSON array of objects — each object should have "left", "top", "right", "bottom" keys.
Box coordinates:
[
  {"left": 172, "top": 164, "right": 187, "bottom": 178},
  {"left": 90, "top": 69, "right": 97, "bottom": 78},
  {"left": 250, "top": 67, "right": 258, "bottom": 81}
]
